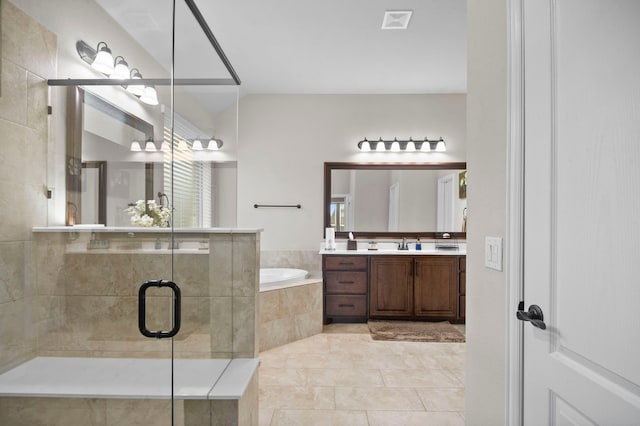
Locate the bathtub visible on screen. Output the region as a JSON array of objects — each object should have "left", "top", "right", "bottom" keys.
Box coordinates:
[
  {"left": 259, "top": 268, "right": 309, "bottom": 290},
  {"left": 258, "top": 268, "right": 322, "bottom": 351}
]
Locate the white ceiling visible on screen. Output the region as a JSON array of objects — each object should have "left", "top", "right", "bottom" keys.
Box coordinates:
[{"left": 95, "top": 0, "right": 467, "bottom": 96}]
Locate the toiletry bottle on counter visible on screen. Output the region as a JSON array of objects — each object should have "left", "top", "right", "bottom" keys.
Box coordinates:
[{"left": 415, "top": 237, "right": 422, "bottom": 250}]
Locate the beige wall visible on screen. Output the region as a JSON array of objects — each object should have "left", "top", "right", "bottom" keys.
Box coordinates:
[
  {"left": 236, "top": 94, "right": 467, "bottom": 251},
  {"left": 465, "top": 0, "right": 508, "bottom": 423},
  {"left": 0, "top": 0, "right": 55, "bottom": 371}
]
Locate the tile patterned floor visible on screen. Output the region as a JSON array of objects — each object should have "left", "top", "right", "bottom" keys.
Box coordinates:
[{"left": 258, "top": 323, "right": 465, "bottom": 426}]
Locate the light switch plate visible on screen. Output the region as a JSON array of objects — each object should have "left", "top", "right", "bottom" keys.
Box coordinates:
[{"left": 485, "top": 236, "right": 503, "bottom": 271}]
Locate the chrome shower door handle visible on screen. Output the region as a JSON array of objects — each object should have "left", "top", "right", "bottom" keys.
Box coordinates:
[{"left": 138, "top": 280, "right": 181, "bottom": 339}]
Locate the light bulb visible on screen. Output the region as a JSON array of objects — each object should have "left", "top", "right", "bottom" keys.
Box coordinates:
[
  {"left": 126, "top": 68, "right": 145, "bottom": 96},
  {"left": 145, "top": 140, "right": 157, "bottom": 152},
  {"left": 91, "top": 42, "right": 114, "bottom": 74},
  {"left": 140, "top": 86, "right": 158, "bottom": 106},
  {"left": 110, "top": 56, "right": 129, "bottom": 79},
  {"left": 376, "top": 141, "right": 386, "bottom": 152},
  {"left": 192, "top": 139, "right": 203, "bottom": 150},
  {"left": 130, "top": 141, "right": 142, "bottom": 152},
  {"left": 207, "top": 139, "right": 220, "bottom": 150},
  {"left": 435, "top": 140, "right": 446, "bottom": 152}
]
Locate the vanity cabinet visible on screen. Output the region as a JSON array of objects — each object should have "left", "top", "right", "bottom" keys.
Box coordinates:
[
  {"left": 323, "top": 253, "right": 466, "bottom": 323},
  {"left": 369, "top": 256, "right": 414, "bottom": 317},
  {"left": 323, "top": 255, "right": 369, "bottom": 324},
  {"left": 414, "top": 256, "right": 459, "bottom": 319},
  {"left": 369, "top": 255, "right": 463, "bottom": 322}
]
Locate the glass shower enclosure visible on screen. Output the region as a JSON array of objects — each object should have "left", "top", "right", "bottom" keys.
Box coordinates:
[{"left": 41, "top": 0, "right": 247, "bottom": 424}]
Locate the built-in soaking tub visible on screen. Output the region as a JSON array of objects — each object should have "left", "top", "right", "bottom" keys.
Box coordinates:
[
  {"left": 260, "top": 268, "right": 309, "bottom": 290},
  {"left": 258, "top": 268, "right": 323, "bottom": 351}
]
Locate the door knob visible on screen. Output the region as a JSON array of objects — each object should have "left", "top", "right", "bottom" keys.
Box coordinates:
[{"left": 516, "top": 304, "right": 546, "bottom": 330}]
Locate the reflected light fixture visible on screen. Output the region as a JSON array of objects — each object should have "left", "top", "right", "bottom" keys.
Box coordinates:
[
  {"left": 177, "top": 139, "right": 188, "bottom": 151},
  {"left": 91, "top": 41, "right": 114, "bottom": 74},
  {"left": 110, "top": 56, "right": 129, "bottom": 80},
  {"left": 207, "top": 138, "right": 223, "bottom": 150},
  {"left": 144, "top": 138, "right": 157, "bottom": 152},
  {"left": 358, "top": 137, "right": 446, "bottom": 153},
  {"left": 126, "top": 68, "right": 145, "bottom": 96},
  {"left": 192, "top": 139, "right": 203, "bottom": 150},
  {"left": 140, "top": 85, "right": 159, "bottom": 106}
]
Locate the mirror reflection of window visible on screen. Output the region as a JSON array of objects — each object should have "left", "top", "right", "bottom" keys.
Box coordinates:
[{"left": 330, "top": 196, "right": 347, "bottom": 232}]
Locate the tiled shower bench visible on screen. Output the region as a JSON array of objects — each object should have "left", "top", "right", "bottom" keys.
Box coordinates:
[{"left": 0, "top": 357, "right": 259, "bottom": 426}]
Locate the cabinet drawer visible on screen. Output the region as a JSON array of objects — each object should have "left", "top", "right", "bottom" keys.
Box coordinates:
[
  {"left": 325, "top": 271, "right": 367, "bottom": 294},
  {"left": 324, "top": 256, "right": 367, "bottom": 271},
  {"left": 325, "top": 295, "right": 367, "bottom": 317}
]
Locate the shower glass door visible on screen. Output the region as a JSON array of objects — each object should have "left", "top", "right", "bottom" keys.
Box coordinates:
[{"left": 45, "top": 0, "right": 240, "bottom": 423}]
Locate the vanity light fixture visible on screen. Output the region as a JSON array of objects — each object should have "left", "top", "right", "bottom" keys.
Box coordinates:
[
  {"left": 76, "top": 40, "right": 157, "bottom": 106},
  {"left": 91, "top": 41, "right": 114, "bottom": 74},
  {"left": 357, "top": 137, "right": 447, "bottom": 152}
]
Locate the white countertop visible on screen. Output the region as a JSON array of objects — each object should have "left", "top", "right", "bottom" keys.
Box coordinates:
[
  {"left": 33, "top": 226, "right": 263, "bottom": 234},
  {"left": 320, "top": 248, "right": 466, "bottom": 255},
  {"left": 319, "top": 240, "right": 466, "bottom": 256}
]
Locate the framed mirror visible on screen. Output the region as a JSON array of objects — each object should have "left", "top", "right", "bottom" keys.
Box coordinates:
[
  {"left": 65, "top": 87, "right": 156, "bottom": 226},
  {"left": 64, "top": 86, "right": 239, "bottom": 227},
  {"left": 324, "top": 162, "right": 467, "bottom": 239}
]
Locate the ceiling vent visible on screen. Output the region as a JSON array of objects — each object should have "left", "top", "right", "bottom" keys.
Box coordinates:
[{"left": 381, "top": 10, "right": 413, "bottom": 30}]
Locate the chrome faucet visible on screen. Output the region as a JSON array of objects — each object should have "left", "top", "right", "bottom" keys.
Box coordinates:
[{"left": 398, "top": 237, "right": 409, "bottom": 250}]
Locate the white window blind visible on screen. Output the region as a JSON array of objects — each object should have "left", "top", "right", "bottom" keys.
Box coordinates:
[{"left": 162, "top": 110, "right": 213, "bottom": 228}]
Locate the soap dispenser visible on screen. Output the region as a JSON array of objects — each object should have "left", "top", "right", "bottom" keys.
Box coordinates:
[{"left": 415, "top": 237, "right": 422, "bottom": 251}]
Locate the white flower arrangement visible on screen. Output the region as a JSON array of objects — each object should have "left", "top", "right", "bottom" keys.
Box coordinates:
[{"left": 125, "top": 200, "right": 171, "bottom": 227}]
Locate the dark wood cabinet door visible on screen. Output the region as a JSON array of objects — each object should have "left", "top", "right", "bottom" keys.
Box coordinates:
[
  {"left": 369, "top": 256, "right": 413, "bottom": 317},
  {"left": 414, "top": 256, "right": 458, "bottom": 319}
]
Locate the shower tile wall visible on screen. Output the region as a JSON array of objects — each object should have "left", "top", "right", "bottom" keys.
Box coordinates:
[
  {"left": 0, "top": 0, "right": 56, "bottom": 373},
  {"left": 33, "top": 232, "right": 260, "bottom": 359}
]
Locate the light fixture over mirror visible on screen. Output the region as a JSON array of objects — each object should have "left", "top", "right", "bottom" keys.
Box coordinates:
[
  {"left": 358, "top": 137, "right": 446, "bottom": 152},
  {"left": 76, "top": 40, "right": 157, "bottom": 106}
]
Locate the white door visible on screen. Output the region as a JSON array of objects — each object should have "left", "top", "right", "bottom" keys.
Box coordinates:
[
  {"left": 437, "top": 174, "right": 455, "bottom": 231},
  {"left": 522, "top": 0, "right": 640, "bottom": 423},
  {"left": 388, "top": 183, "right": 399, "bottom": 231}
]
